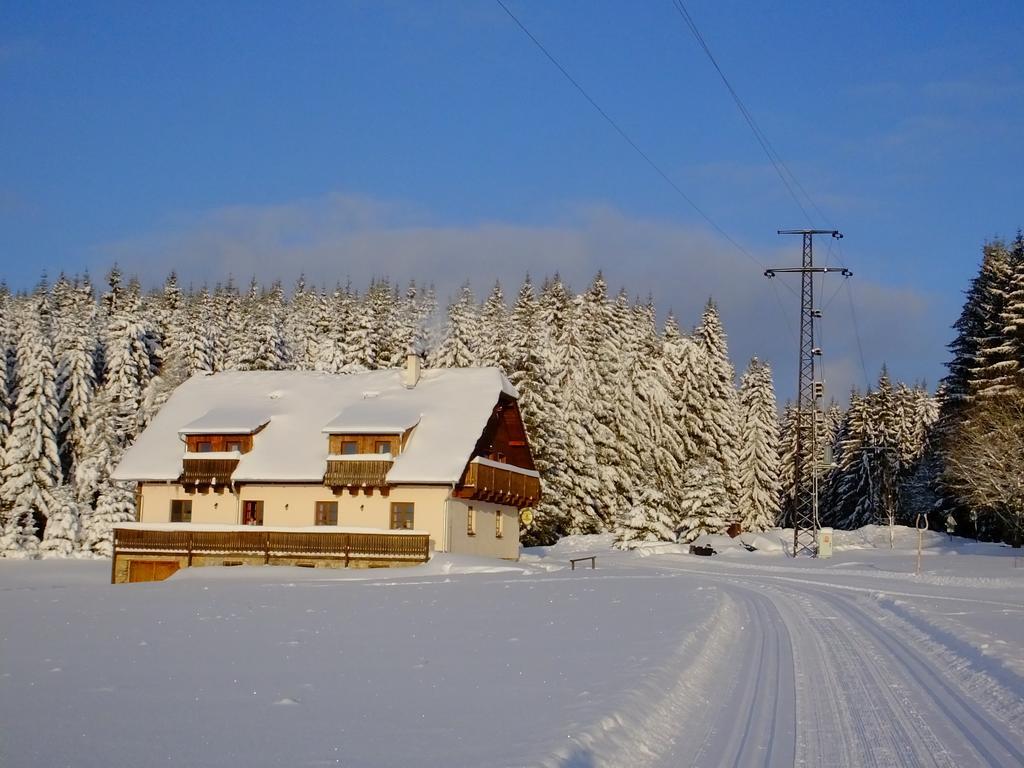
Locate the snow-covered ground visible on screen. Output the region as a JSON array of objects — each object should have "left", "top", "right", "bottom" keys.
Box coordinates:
[{"left": 2, "top": 527, "right": 1022, "bottom": 767}]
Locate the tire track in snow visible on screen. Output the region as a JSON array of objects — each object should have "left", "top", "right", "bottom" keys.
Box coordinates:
[
  {"left": 542, "top": 593, "right": 741, "bottom": 768},
  {"left": 818, "top": 588, "right": 1024, "bottom": 767},
  {"left": 688, "top": 588, "right": 796, "bottom": 768},
  {"left": 645, "top": 558, "right": 1024, "bottom": 767}
]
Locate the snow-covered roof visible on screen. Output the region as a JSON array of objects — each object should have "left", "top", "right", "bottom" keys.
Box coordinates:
[
  {"left": 179, "top": 407, "right": 271, "bottom": 435},
  {"left": 321, "top": 399, "right": 422, "bottom": 435},
  {"left": 113, "top": 368, "right": 518, "bottom": 484}
]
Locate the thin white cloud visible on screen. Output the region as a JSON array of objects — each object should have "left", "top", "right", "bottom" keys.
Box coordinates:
[{"left": 93, "top": 192, "right": 948, "bottom": 401}]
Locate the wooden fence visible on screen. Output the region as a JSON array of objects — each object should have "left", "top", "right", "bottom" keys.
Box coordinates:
[{"left": 113, "top": 527, "right": 431, "bottom": 570}]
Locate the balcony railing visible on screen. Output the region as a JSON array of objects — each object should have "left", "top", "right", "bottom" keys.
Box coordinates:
[
  {"left": 180, "top": 457, "right": 239, "bottom": 486},
  {"left": 323, "top": 458, "right": 393, "bottom": 489},
  {"left": 456, "top": 458, "right": 541, "bottom": 507},
  {"left": 112, "top": 525, "right": 431, "bottom": 582}
]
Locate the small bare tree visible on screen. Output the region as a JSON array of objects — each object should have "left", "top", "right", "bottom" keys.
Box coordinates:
[{"left": 944, "top": 394, "right": 1024, "bottom": 547}]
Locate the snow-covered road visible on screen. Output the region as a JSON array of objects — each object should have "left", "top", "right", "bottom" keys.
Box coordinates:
[
  {"left": 640, "top": 556, "right": 1024, "bottom": 768},
  {"left": 2, "top": 532, "right": 1022, "bottom": 767}
]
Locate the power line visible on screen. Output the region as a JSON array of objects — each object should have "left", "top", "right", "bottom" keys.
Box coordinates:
[
  {"left": 844, "top": 278, "right": 872, "bottom": 390},
  {"left": 493, "top": 0, "right": 766, "bottom": 270},
  {"left": 669, "top": 0, "right": 830, "bottom": 227}
]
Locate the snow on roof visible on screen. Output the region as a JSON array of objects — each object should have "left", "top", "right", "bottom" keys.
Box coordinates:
[
  {"left": 179, "top": 406, "right": 272, "bottom": 435},
  {"left": 113, "top": 368, "right": 518, "bottom": 484},
  {"left": 321, "top": 399, "right": 422, "bottom": 435}
]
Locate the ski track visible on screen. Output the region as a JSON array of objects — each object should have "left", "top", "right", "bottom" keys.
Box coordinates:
[{"left": 609, "top": 559, "right": 1024, "bottom": 768}]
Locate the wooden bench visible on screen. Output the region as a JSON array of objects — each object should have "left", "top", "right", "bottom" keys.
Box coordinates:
[{"left": 569, "top": 555, "right": 596, "bottom": 570}]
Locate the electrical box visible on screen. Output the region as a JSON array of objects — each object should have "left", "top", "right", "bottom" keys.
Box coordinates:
[{"left": 818, "top": 527, "right": 834, "bottom": 559}]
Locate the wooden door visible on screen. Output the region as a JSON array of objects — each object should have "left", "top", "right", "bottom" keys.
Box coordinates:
[{"left": 128, "top": 560, "right": 180, "bottom": 583}]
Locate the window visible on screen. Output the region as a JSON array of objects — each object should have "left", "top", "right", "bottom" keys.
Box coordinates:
[
  {"left": 341, "top": 441, "right": 359, "bottom": 455},
  {"left": 226, "top": 441, "right": 241, "bottom": 452},
  {"left": 495, "top": 509, "right": 504, "bottom": 538},
  {"left": 375, "top": 440, "right": 392, "bottom": 454},
  {"left": 196, "top": 441, "right": 213, "bottom": 453},
  {"left": 390, "top": 502, "right": 414, "bottom": 530},
  {"left": 243, "top": 500, "right": 264, "bottom": 526},
  {"left": 467, "top": 506, "right": 476, "bottom": 536},
  {"left": 315, "top": 501, "right": 338, "bottom": 526},
  {"left": 170, "top": 500, "right": 192, "bottom": 523}
]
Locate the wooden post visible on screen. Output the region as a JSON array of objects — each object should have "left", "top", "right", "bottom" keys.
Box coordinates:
[{"left": 110, "top": 536, "right": 118, "bottom": 584}]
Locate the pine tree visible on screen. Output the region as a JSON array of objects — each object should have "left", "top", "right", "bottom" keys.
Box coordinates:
[
  {"left": 477, "top": 281, "right": 510, "bottom": 371},
  {"left": 737, "top": 358, "right": 780, "bottom": 531},
  {"left": 39, "top": 485, "right": 80, "bottom": 558},
  {"left": 54, "top": 276, "right": 98, "bottom": 485},
  {"left": 614, "top": 489, "right": 676, "bottom": 548},
  {"left": 695, "top": 301, "right": 741, "bottom": 519},
  {"left": 101, "top": 273, "right": 160, "bottom": 446},
  {"left": 676, "top": 460, "right": 729, "bottom": 543},
  {"left": 430, "top": 283, "right": 479, "bottom": 368},
  {"left": 0, "top": 285, "right": 14, "bottom": 456},
  {"left": 508, "top": 277, "right": 568, "bottom": 545},
  {"left": 0, "top": 287, "right": 62, "bottom": 557},
  {"left": 79, "top": 483, "right": 135, "bottom": 558}
]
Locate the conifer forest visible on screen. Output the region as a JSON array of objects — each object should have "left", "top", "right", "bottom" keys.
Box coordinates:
[{"left": 1, "top": 232, "right": 1022, "bottom": 558}]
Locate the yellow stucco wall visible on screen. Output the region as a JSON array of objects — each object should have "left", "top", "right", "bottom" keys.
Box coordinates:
[
  {"left": 444, "top": 499, "right": 520, "bottom": 560},
  {"left": 135, "top": 482, "right": 519, "bottom": 556}
]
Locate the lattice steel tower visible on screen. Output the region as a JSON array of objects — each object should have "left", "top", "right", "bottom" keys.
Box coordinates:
[{"left": 766, "top": 230, "right": 850, "bottom": 557}]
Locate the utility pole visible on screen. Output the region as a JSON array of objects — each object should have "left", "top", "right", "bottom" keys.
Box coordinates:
[{"left": 766, "top": 229, "right": 850, "bottom": 557}]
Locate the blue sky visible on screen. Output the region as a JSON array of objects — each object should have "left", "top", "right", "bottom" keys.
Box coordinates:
[{"left": 2, "top": 1, "right": 1022, "bottom": 400}]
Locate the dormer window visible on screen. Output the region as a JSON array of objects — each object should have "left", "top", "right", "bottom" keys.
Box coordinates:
[
  {"left": 197, "top": 441, "right": 213, "bottom": 453},
  {"left": 226, "top": 440, "right": 241, "bottom": 453},
  {"left": 341, "top": 441, "right": 359, "bottom": 455},
  {"left": 375, "top": 440, "right": 392, "bottom": 454}
]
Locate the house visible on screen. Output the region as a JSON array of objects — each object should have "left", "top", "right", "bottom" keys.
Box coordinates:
[{"left": 109, "top": 354, "right": 541, "bottom": 582}]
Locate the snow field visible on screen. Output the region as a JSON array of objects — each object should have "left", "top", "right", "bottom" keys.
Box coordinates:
[{"left": 2, "top": 528, "right": 1022, "bottom": 767}]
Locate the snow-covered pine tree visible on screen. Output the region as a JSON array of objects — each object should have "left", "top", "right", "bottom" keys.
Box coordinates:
[
  {"left": 991, "top": 232, "right": 1024, "bottom": 393},
  {"left": 661, "top": 316, "right": 710, "bottom": 465},
  {"left": 284, "top": 275, "right": 319, "bottom": 370},
  {"left": 586, "top": 281, "right": 632, "bottom": 521},
  {"left": 430, "top": 283, "right": 479, "bottom": 368},
  {"left": 969, "top": 240, "right": 1021, "bottom": 400},
  {"left": 507, "top": 277, "right": 568, "bottom": 544},
  {"left": 777, "top": 403, "right": 800, "bottom": 528},
  {"left": 234, "top": 279, "right": 286, "bottom": 371},
  {"left": 39, "top": 485, "right": 80, "bottom": 558},
  {"left": 0, "top": 286, "right": 62, "bottom": 557},
  {"left": 477, "top": 281, "right": 510, "bottom": 371},
  {"left": 737, "top": 358, "right": 780, "bottom": 531},
  {"left": 344, "top": 286, "right": 377, "bottom": 371},
  {"left": 940, "top": 240, "right": 1016, "bottom": 413},
  {"left": 614, "top": 488, "right": 676, "bottom": 548},
  {"left": 552, "top": 294, "right": 602, "bottom": 533},
  {"left": 365, "top": 279, "right": 398, "bottom": 368},
  {"left": 627, "top": 305, "right": 685, "bottom": 534},
  {"left": 695, "top": 300, "right": 741, "bottom": 520},
  {"left": 210, "top": 278, "right": 240, "bottom": 371},
  {"left": 80, "top": 481, "right": 136, "bottom": 558},
  {"left": 385, "top": 281, "right": 424, "bottom": 368},
  {"left": 53, "top": 275, "right": 97, "bottom": 485},
  {"left": 676, "top": 459, "right": 730, "bottom": 543},
  {"left": 100, "top": 273, "right": 160, "bottom": 446},
  {"left": 0, "top": 283, "right": 17, "bottom": 469}
]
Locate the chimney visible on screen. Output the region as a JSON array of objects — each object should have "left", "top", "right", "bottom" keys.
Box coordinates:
[{"left": 403, "top": 346, "right": 421, "bottom": 389}]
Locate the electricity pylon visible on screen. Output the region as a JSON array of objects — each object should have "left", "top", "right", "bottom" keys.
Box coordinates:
[{"left": 766, "top": 229, "right": 850, "bottom": 557}]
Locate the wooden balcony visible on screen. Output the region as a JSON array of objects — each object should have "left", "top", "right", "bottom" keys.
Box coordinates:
[
  {"left": 112, "top": 525, "right": 431, "bottom": 583},
  {"left": 180, "top": 457, "right": 239, "bottom": 486},
  {"left": 455, "top": 458, "right": 541, "bottom": 507},
  {"left": 323, "top": 459, "right": 392, "bottom": 491}
]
